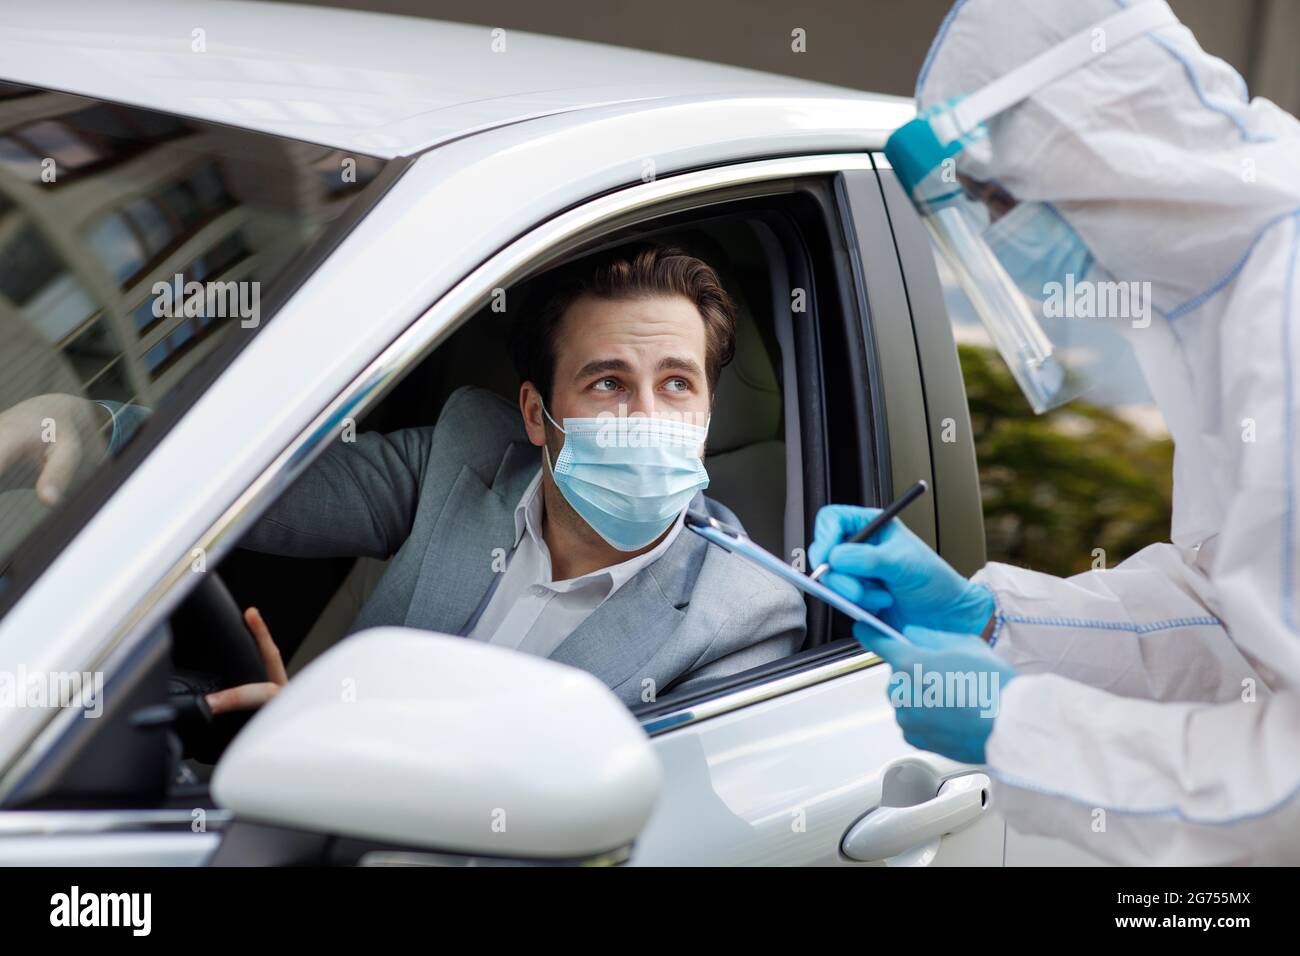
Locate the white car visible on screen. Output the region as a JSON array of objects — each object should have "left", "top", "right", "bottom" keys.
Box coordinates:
[{"left": 0, "top": 0, "right": 1094, "bottom": 866}]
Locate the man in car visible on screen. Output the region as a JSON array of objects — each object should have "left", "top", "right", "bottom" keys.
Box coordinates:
[{"left": 0, "top": 242, "right": 806, "bottom": 712}]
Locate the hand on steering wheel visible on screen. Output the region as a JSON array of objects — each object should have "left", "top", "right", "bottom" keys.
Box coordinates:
[{"left": 205, "top": 607, "right": 287, "bottom": 716}]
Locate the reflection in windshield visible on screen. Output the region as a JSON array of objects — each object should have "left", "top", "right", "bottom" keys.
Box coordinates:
[{"left": 0, "top": 81, "right": 385, "bottom": 590}]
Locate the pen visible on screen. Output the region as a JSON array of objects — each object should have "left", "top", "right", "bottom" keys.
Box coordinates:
[{"left": 807, "top": 479, "right": 929, "bottom": 582}]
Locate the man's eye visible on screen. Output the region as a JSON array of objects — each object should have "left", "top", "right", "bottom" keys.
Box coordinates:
[
  {"left": 664, "top": 378, "right": 690, "bottom": 392},
  {"left": 592, "top": 378, "right": 621, "bottom": 392}
]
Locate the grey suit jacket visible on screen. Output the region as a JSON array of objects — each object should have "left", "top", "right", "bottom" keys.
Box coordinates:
[{"left": 239, "top": 386, "right": 806, "bottom": 706}]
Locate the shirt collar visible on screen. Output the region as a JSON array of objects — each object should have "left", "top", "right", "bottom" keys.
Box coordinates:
[{"left": 512, "top": 467, "right": 684, "bottom": 595}]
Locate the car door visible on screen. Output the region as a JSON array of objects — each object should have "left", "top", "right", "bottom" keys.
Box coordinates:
[
  {"left": 0, "top": 141, "right": 1000, "bottom": 866},
  {"left": 626, "top": 159, "right": 1004, "bottom": 866},
  {"left": 190, "top": 150, "right": 999, "bottom": 867}
]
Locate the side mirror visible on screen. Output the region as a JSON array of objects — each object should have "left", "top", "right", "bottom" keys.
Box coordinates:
[{"left": 210, "top": 627, "right": 661, "bottom": 863}]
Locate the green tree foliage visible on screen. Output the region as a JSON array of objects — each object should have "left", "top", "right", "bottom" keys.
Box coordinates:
[{"left": 959, "top": 344, "right": 1174, "bottom": 577}]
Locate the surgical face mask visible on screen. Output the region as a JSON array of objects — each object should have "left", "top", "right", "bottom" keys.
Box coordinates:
[
  {"left": 983, "top": 201, "right": 1094, "bottom": 303},
  {"left": 541, "top": 402, "right": 710, "bottom": 552}
]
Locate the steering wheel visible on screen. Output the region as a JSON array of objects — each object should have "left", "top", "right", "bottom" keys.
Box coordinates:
[
  {"left": 168, "top": 571, "right": 269, "bottom": 761},
  {"left": 171, "top": 571, "right": 267, "bottom": 687}
]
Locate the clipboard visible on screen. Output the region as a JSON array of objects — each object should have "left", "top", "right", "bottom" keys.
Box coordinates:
[{"left": 684, "top": 510, "right": 909, "bottom": 643}]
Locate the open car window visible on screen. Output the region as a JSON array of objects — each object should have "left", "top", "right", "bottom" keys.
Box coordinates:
[
  {"left": 213, "top": 182, "right": 877, "bottom": 721},
  {"left": 0, "top": 81, "right": 390, "bottom": 609}
]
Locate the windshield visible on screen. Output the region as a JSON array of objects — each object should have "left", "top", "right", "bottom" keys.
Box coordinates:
[{"left": 0, "top": 81, "right": 388, "bottom": 604}]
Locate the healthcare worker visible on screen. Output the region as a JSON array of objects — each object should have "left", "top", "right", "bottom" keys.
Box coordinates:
[{"left": 811, "top": 0, "right": 1300, "bottom": 864}]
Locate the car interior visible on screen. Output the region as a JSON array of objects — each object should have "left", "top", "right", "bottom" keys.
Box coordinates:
[
  {"left": 269, "top": 218, "right": 802, "bottom": 678},
  {"left": 206, "top": 202, "right": 869, "bottom": 743}
]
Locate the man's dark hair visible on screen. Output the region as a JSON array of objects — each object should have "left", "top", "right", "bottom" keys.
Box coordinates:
[{"left": 510, "top": 242, "right": 737, "bottom": 405}]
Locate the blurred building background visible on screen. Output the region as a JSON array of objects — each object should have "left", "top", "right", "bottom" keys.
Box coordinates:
[{"left": 271, "top": 0, "right": 1300, "bottom": 114}]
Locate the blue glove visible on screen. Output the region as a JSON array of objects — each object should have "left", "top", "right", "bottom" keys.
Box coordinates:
[
  {"left": 808, "top": 505, "right": 996, "bottom": 636},
  {"left": 855, "top": 623, "right": 1017, "bottom": 764}
]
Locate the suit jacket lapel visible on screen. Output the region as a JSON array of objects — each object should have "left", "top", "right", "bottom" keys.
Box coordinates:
[
  {"left": 548, "top": 494, "right": 709, "bottom": 691},
  {"left": 405, "top": 441, "right": 539, "bottom": 636}
]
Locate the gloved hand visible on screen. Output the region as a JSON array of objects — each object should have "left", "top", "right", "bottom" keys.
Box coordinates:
[
  {"left": 855, "top": 622, "right": 1017, "bottom": 764},
  {"left": 808, "top": 505, "right": 996, "bottom": 636}
]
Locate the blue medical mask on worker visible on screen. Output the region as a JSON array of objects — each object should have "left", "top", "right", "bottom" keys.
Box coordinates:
[
  {"left": 883, "top": 0, "right": 1175, "bottom": 413},
  {"left": 983, "top": 201, "right": 1095, "bottom": 303},
  {"left": 541, "top": 402, "right": 710, "bottom": 551}
]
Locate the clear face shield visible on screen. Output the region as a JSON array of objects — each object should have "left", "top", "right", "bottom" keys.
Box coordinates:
[{"left": 885, "top": 1, "right": 1178, "bottom": 413}]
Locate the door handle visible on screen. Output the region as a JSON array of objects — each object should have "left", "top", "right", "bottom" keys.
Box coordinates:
[{"left": 841, "top": 773, "right": 990, "bottom": 863}]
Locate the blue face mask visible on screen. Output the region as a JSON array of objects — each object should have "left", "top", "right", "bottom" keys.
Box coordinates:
[
  {"left": 542, "top": 403, "right": 710, "bottom": 552},
  {"left": 984, "top": 201, "right": 1094, "bottom": 303}
]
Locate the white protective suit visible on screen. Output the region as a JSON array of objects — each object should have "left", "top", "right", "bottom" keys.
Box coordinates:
[{"left": 919, "top": 0, "right": 1300, "bottom": 863}]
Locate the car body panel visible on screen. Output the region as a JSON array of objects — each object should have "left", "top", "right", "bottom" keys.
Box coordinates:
[
  {"left": 636, "top": 657, "right": 1003, "bottom": 865},
  {"left": 0, "top": 0, "right": 905, "bottom": 157},
  {"left": 0, "top": 809, "right": 226, "bottom": 866},
  {"left": 872, "top": 155, "right": 988, "bottom": 576},
  {"left": 0, "top": 831, "right": 220, "bottom": 866}
]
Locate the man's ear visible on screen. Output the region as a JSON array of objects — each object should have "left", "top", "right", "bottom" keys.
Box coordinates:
[{"left": 519, "top": 382, "right": 546, "bottom": 447}]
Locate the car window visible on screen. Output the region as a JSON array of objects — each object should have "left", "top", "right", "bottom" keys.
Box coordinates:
[
  {"left": 94, "top": 172, "right": 867, "bottom": 764},
  {"left": 215, "top": 219, "right": 804, "bottom": 681},
  {"left": 0, "top": 81, "right": 389, "bottom": 604}
]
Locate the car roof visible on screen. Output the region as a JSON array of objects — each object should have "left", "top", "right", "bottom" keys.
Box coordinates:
[{"left": 0, "top": 0, "right": 908, "bottom": 158}]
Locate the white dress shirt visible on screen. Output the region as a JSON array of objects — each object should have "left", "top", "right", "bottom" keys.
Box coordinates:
[{"left": 466, "top": 468, "right": 684, "bottom": 658}]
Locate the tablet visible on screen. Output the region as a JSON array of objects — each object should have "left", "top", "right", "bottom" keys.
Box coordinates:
[{"left": 684, "top": 510, "right": 909, "bottom": 644}]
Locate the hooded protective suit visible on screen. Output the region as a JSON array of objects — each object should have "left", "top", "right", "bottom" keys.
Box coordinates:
[{"left": 915, "top": 0, "right": 1300, "bottom": 863}]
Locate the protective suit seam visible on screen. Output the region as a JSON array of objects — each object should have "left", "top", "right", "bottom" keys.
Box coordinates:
[
  {"left": 985, "top": 762, "right": 1300, "bottom": 827},
  {"left": 1001, "top": 614, "right": 1222, "bottom": 634},
  {"left": 1168, "top": 207, "right": 1300, "bottom": 322},
  {"left": 1282, "top": 211, "right": 1300, "bottom": 630}
]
